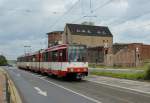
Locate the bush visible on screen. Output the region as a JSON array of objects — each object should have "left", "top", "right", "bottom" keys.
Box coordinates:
[
  {"left": 144, "top": 64, "right": 150, "bottom": 80},
  {"left": 0, "top": 55, "right": 8, "bottom": 66}
]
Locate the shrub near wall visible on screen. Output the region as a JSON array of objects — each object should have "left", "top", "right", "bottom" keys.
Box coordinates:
[{"left": 144, "top": 64, "right": 150, "bottom": 80}]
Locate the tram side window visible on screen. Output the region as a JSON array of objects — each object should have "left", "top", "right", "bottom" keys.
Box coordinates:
[
  {"left": 48, "top": 51, "right": 52, "bottom": 61},
  {"left": 68, "top": 46, "right": 86, "bottom": 62},
  {"left": 32, "top": 55, "right": 36, "bottom": 62},
  {"left": 26, "top": 56, "right": 30, "bottom": 62},
  {"left": 45, "top": 52, "right": 49, "bottom": 62},
  {"left": 42, "top": 52, "right": 48, "bottom": 62},
  {"left": 30, "top": 56, "right": 33, "bottom": 62},
  {"left": 42, "top": 53, "right": 45, "bottom": 62},
  {"left": 25, "top": 57, "right": 28, "bottom": 62},
  {"left": 35, "top": 55, "right": 39, "bottom": 62},
  {"left": 19, "top": 58, "right": 21, "bottom": 62},
  {"left": 58, "top": 49, "right": 66, "bottom": 62},
  {"left": 52, "top": 50, "right": 58, "bottom": 62},
  {"left": 22, "top": 57, "right": 24, "bottom": 62},
  {"left": 41, "top": 53, "right": 44, "bottom": 62},
  {"left": 17, "top": 58, "right": 21, "bottom": 62}
]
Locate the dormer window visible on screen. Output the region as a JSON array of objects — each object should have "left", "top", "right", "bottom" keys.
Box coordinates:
[
  {"left": 97, "top": 31, "right": 101, "bottom": 34},
  {"left": 102, "top": 31, "right": 106, "bottom": 35},
  {"left": 87, "top": 30, "right": 91, "bottom": 33},
  {"left": 82, "top": 29, "right": 86, "bottom": 32},
  {"left": 77, "top": 29, "right": 80, "bottom": 32}
]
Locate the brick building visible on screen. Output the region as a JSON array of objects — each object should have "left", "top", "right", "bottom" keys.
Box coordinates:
[
  {"left": 87, "top": 46, "right": 105, "bottom": 63},
  {"left": 47, "top": 23, "right": 114, "bottom": 64},
  {"left": 47, "top": 31, "right": 63, "bottom": 47},
  {"left": 128, "top": 43, "right": 150, "bottom": 61},
  {"left": 46, "top": 24, "right": 150, "bottom": 67},
  {"left": 111, "top": 43, "right": 150, "bottom": 67},
  {"left": 62, "top": 23, "right": 113, "bottom": 47}
]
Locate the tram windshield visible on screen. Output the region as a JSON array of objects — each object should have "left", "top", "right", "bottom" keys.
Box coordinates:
[{"left": 68, "top": 45, "right": 86, "bottom": 62}]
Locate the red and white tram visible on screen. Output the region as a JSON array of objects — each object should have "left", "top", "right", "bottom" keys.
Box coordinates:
[{"left": 17, "top": 44, "right": 88, "bottom": 79}]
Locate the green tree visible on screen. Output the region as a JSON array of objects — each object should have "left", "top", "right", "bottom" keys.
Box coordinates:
[{"left": 0, "top": 55, "right": 8, "bottom": 66}]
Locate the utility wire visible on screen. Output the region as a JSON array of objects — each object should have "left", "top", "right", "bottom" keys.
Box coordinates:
[
  {"left": 71, "top": 16, "right": 85, "bottom": 23},
  {"left": 93, "top": 0, "right": 113, "bottom": 12},
  {"left": 49, "top": 0, "right": 81, "bottom": 31},
  {"left": 81, "top": 0, "right": 84, "bottom": 15},
  {"left": 50, "top": 0, "right": 113, "bottom": 30},
  {"left": 69, "top": 0, "right": 85, "bottom": 24}
]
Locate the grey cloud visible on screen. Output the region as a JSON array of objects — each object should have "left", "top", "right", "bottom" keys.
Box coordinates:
[{"left": 0, "top": 0, "right": 150, "bottom": 59}]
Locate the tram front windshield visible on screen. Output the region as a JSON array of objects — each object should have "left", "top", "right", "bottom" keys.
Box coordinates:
[{"left": 68, "top": 45, "right": 86, "bottom": 62}]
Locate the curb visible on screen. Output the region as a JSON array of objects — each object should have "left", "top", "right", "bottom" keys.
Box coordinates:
[{"left": 0, "top": 68, "right": 22, "bottom": 103}]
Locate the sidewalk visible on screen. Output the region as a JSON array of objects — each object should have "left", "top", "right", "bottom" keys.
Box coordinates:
[
  {"left": 0, "top": 71, "right": 6, "bottom": 103},
  {"left": 86, "top": 75, "right": 150, "bottom": 95},
  {"left": 0, "top": 67, "right": 22, "bottom": 103}
]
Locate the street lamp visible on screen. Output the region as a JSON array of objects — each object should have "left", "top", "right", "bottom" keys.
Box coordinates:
[
  {"left": 24, "top": 45, "right": 31, "bottom": 56},
  {"left": 135, "top": 47, "right": 139, "bottom": 67}
]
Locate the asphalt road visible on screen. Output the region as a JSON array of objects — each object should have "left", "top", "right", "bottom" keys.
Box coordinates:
[{"left": 2, "top": 66, "right": 150, "bottom": 103}]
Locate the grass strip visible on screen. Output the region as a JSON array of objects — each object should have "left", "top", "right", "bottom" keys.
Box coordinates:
[
  {"left": 90, "top": 71, "right": 145, "bottom": 80},
  {"left": 89, "top": 64, "right": 146, "bottom": 70}
]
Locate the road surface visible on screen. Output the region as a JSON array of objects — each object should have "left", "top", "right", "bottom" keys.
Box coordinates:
[{"left": 2, "top": 66, "right": 150, "bottom": 103}]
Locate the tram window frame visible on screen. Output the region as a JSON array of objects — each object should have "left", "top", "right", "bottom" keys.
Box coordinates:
[
  {"left": 68, "top": 45, "right": 86, "bottom": 62},
  {"left": 35, "top": 54, "right": 40, "bottom": 62},
  {"left": 52, "top": 50, "right": 58, "bottom": 62},
  {"left": 28, "top": 56, "right": 30, "bottom": 62},
  {"left": 40, "top": 53, "right": 43, "bottom": 62},
  {"left": 42, "top": 53, "right": 45, "bottom": 62},
  {"left": 42, "top": 52, "right": 48, "bottom": 62},
  {"left": 48, "top": 51, "right": 52, "bottom": 62},
  {"left": 58, "top": 49, "right": 67, "bottom": 62},
  {"left": 25, "top": 56, "right": 28, "bottom": 62},
  {"left": 30, "top": 56, "right": 33, "bottom": 62},
  {"left": 26, "top": 56, "right": 28, "bottom": 62},
  {"left": 32, "top": 55, "right": 36, "bottom": 62},
  {"left": 44, "top": 52, "right": 49, "bottom": 62},
  {"left": 62, "top": 49, "right": 67, "bottom": 62}
]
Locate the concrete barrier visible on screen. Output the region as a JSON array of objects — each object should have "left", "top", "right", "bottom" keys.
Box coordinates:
[{"left": 0, "top": 68, "right": 22, "bottom": 103}]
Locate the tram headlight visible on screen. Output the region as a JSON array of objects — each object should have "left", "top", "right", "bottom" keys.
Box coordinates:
[
  {"left": 68, "top": 68, "right": 74, "bottom": 72},
  {"left": 70, "top": 68, "right": 74, "bottom": 72},
  {"left": 83, "top": 68, "right": 87, "bottom": 71}
]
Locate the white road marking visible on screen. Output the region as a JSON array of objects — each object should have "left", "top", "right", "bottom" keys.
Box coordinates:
[
  {"left": 8, "top": 67, "right": 14, "bottom": 70},
  {"left": 40, "top": 76, "right": 46, "bottom": 79},
  {"left": 41, "top": 78, "right": 102, "bottom": 103},
  {"left": 87, "top": 79, "right": 150, "bottom": 96},
  {"left": 16, "top": 73, "right": 21, "bottom": 77},
  {"left": 34, "top": 87, "right": 47, "bottom": 96},
  {"left": 31, "top": 74, "right": 102, "bottom": 103}
]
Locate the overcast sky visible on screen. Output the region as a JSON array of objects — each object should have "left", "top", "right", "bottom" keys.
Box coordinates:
[{"left": 0, "top": 0, "right": 150, "bottom": 60}]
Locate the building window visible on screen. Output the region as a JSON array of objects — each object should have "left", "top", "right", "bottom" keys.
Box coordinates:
[
  {"left": 97, "top": 31, "right": 101, "bottom": 34},
  {"left": 77, "top": 29, "right": 80, "bottom": 32},
  {"left": 105, "top": 50, "right": 108, "bottom": 54},
  {"left": 137, "top": 54, "right": 140, "bottom": 59},
  {"left": 103, "top": 40, "right": 105, "bottom": 43},
  {"left": 82, "top": 29, "right": 86, "bottom": 33},
  {"left": 102, "top": 31, "right": 106, "bottom": 35},
  {"left": 87, "top": 30, "right": 91, "bottom": 33}
]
